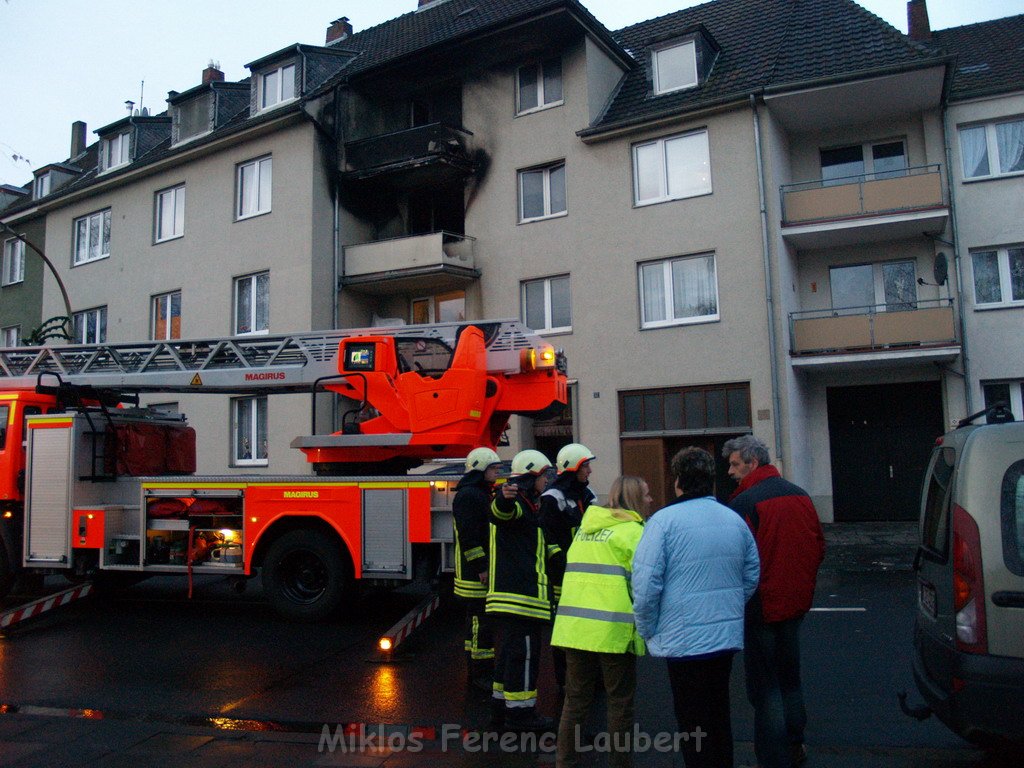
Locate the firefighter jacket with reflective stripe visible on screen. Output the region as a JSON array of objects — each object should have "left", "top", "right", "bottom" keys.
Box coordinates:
[
  {"left": 551, "top": 504, "right": 646, "bottom": 655},
  {"left": 540, "top": 475, "right": 596, "bottom": 602},
  {"left": 452, "top": 470, "right": 494, "bottom": 599},
  {"left": 486, "top": 475, "right": 557, "bottom": 621}
]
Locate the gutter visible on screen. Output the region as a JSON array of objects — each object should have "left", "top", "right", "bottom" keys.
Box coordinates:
[
  {"left": 578, "top": 94, "right": 749, "bottom": 143},
  {"left": 750, "top": 94, "right": 784, "bottom": 462}
]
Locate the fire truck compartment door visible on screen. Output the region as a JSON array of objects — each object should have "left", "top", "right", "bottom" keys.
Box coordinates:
[
  {"left": 361, "top": 489, "right": 409, "bottom": 577},
  {"left": 24, "top": 425, "right": 73, "bottom": 566}
]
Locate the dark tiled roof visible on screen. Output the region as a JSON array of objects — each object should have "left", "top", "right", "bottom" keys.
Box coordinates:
[
  {"left": 593, "top": 0, "right": 942, "bottom": 133},
  {"left": 932, "top": 14, "right": 1024, "bottom": 101}
]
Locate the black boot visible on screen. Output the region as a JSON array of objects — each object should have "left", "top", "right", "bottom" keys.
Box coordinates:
[
  {"left": 505, "top": 706, "right": 555, "bottom": 733},
  {"left": 488, "top": 698, "right": 506, "bottom": 730},
  {"left": 470, "top": 658, "right": 494, "bottom": 693}
]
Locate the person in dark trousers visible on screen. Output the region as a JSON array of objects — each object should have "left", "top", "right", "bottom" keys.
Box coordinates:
[
  {"left": 487, "top": 449, "right": 557, "bottom": 732},
  {"left": 452, "top": 447, "right": 502, "bottom": 691},
  {"left": 632, "top": 447, "right": 760, "bottom": 768},
  {"left": 723, "top": 435, "right": 825, "bottom": 768},
  {"left": 540, "top": 443, "right": 596, "bottom": 717}
]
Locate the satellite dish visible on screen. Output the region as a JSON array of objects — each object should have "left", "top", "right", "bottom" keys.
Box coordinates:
[{"left": 933, "top": 253, "right": 948, "bottom": 286}]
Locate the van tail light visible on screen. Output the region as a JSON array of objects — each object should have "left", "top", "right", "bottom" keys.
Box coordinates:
[{"left": 952, "top": 504, "right": 987, "bottom": 654}]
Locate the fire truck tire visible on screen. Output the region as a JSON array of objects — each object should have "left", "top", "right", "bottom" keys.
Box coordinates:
[
  {"left": 261, "top": 530, "right": 350, "bottom": 622},
  {"left": 0, "top": 546, "right": 13, "bottom": 599}
]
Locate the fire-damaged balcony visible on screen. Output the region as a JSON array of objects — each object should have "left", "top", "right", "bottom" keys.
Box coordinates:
[
  {"left": 780, "top": 165, "right": 948, "bottom": 248},
  {"left": 343, "top": 123, "right": 476, "bottom": 189},
  {"left": 789, "top": 299, "right": 960, "bottom": 371},
  {"left": 340, "top": 231, "right": 479, "bottom": 295}
]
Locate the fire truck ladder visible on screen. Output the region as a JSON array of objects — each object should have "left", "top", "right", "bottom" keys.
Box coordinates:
[{"left": 0, "top": 320, "right": 550, "bottom": 395}]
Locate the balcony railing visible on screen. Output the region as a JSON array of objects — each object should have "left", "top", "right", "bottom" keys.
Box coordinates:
[
  {"left": 344, "top": 123, "right": 474, "bottom": 174},
  {"left": 342, "top": 231, "right": 476, "bottom": 285},
  {"left": 790, "top": 298, "right": 957, "bottom": 356},
  {"left": 781, "top": 164, "right": 944, "bottom": 226}
]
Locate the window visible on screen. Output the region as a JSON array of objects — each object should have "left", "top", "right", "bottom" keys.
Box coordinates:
[
  {"left": 152, "top": 291, "right": 182, "bottom": 340},
  {"left": 633, "top": 130, "right": 711, "bottom": 205},
  {"left": 2, "top": 326, "right": 19, "bottom": 347},
  {"left": 971, "top": 247, "right": 1024, "bottom": 307},
  {"left": 72, "top": 209, "right": 111, "bottom": 265},
  {"left": 639, "top": 253, "right": 719, "bottom": 328},
  {"left": 259, "top": 63, "right": 296, "bottom": 110},
  {"left": 516, "top": 58, "right": 562, "bottom": 114},
  {"left": 621, "top": 383, "right": 750, "bottom": 433},
  {"left": 232, "top": 396, "right": 268, "bottom": 465},
  {"left": 176, "top": 96, "right": 210, "bottom": 142},
  {"left": 102, "top": 132, "right": 130, "bottom": 171},
  {"left": 652, "top": 40, "right": 697, "bottom": 95},
  {"left": 154, "top": 185, "right": 185, "bottom": 242},
  {"left": 411, "top": 291, "right": 465, "bottom": 324},
  {"left": 960, "top": 119, "right": 1024, "bottom": 179},
  {"left": 522, "top": 275, "right": 571, "bottom": 333},
  {"left": 34, "top": 173, "right": 51, "bottom": 199},
  {"left": 73, "top": 307, "right": 107, "bottom": 344},
  {"left": 234, "top": 272, "right": 269, "bottom": 335},
  {"left": 2, "top": 237, "right": 25, "bottom": 286},
  {"left": 518, "top": 162, "right": 566, "bottom": 222},
  {"left": 820, "top": 140, "right": 906, "bottom": 186},
  {"left": 1002, "top": 459, "right": 1024, "bottom": 576},
  {"left": 829, "top": 260, "right": 916, "bottom": 313},
  {"left": 921, "top": 447, "right": 954, "bottom": 559},
  {"left": 983, "top": 381, "right": 1024, "bottom": 420},
  {"left": 236, "top": 156, "right": 272, "bottom": 219}
]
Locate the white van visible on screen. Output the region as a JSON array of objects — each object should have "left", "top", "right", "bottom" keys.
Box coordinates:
[{"left": 908, "top": 408, "right": 1024, "bottom": 744}]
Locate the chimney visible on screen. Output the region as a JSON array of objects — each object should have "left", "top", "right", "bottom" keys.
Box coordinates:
[
  {"left": 907, "top": 0, "right": 932, "bottom": 41},
  {"left": 70, "top": 120, "right": 87, "bottom": 158},
  {"left": 202, "top": 60, "right": 224, "bottom": 84},
  {"left": 326, "top": 17, "right": 353, "bottom": 45}
]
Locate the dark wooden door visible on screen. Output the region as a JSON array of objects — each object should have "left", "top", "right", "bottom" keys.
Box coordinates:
[{"left": 826, "top": 381, "right": 943, "bottom": 521}]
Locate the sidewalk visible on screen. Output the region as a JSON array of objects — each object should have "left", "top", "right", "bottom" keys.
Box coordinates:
[{"left": 821, "top": 521, "right": 918, "bottom": 572}]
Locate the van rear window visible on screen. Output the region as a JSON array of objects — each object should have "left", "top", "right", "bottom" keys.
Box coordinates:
[
  {"left": 922, "top": 447, "right": 955, "bottom": 558},
  {"left": 1002, "top": 459, "right": 1024, "bottom": 576}
]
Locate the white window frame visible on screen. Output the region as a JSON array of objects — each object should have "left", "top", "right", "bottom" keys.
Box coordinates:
[
  {"left": 820, "top": 139, "right": 907, "bottom": 186},
  {"left": 72, "top": 209, "right": 112, "bottom": 266},
  {"left": 515, "top": 58, "right": 563, "bottom": 115},
  {"left": 638, "top": 253, "right": 720, "bottom": 329},
  {"left": 828, "top": 259, "right": 918, "bottom": 313},
  {"left": 151, "top": 291, "right": 182, "bottom": 340},
  {"left": 633, "top": 129, "right": 712, "bottom": 206},
  {"left": 1, "top": 326, "right": 20, "bottom": 347},
  {"left": 234, "top": 271, "right": 269, "bottom": 336},
  {"left": 258, "top": 63, "right": 297, "bottom": 111},
  {"left": 154, "top": 184, "right": 186, "bottom": 243},
  {"left": 518, "top": 162, "right": 566, "bottom": 223},
  {"left": 959, "top": 118, "right": 1024, "bottom": 180},
  {"left": 101, "top": 132, "right": 130, "bottom": 172},
  {"left": 231, "top": 396, "right": 268, "bottom": 466},
  {"left": 72, "top": 307, "right": 107, "bottom": 344},
  {"left": 652, "top": 40, "right": 698, "bottom": 95},
  {"left": 970, "top": 246, "right": 1024, "bottom": 309},
  {"left": 236, "top": 156, "right": 272, "bottom": 220},
  {"left": 34, "top": 173, "right": 51, "bottom": 199},
  {"left": 2, "top": 236, "right": 25, "bottom": 286},
  {"left": 521, "top": 275, "right": 571, "bottom": 334}
]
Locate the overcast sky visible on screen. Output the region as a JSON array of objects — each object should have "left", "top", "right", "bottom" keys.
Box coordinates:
[{"left": 2, "top": 0, "right": 1020, "bottom": 187}]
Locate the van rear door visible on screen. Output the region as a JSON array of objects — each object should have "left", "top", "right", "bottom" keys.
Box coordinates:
[{"left": 987, "top": 451, "right": 1024, "bottom": 657}]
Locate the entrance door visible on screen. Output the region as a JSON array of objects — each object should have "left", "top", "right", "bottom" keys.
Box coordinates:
[{"left": 826, "top": 382, "right": 943, "bottom": 521}]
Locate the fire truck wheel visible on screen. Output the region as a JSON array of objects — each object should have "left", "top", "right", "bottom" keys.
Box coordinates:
[
  {"left": 0, "top": 546, "right": 12, "bottom": 599},
  {"left": 261, "top": 529, "right": 350, "bottom": 622}
]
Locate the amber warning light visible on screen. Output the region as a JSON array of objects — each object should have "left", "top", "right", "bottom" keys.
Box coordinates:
[{"left": 521, "top": 345, "right": 557, "bottom": 371}]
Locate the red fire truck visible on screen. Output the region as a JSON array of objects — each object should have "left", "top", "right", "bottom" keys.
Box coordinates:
[{"left": 0, "top": 321, "right": 566, "bottom": 620}]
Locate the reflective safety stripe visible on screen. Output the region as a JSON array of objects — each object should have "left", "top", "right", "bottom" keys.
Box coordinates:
[
  {"left": 557, "top": 605, "right": 634, "bottom": 623},
  {"left": 464, "top": 546, "right": 485, "bottom": 561},
  {"left": 564, "top": 562, "right": 629, "bottom": 578}
]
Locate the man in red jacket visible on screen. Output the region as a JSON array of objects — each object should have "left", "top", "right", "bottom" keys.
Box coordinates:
[{"left": 723, "top": 435, "right": 824, "bottom": 768}]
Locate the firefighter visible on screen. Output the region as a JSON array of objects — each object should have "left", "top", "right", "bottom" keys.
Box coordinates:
[
  {"left": 540, "top": 443, "right": 597, "bottom": 717},
  {"left": 453, "top": 447, "right": 501, "bottom": 691},
  {"left": 487, "top": 449, "right": 557, "bottom": 732}
]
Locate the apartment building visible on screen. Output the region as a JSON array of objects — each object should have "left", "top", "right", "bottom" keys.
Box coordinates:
[{"left": 1, "top": 0, "right": 1018, "bottom": 521}]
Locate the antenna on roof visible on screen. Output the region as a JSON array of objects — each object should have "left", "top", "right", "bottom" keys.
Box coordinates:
[{"left": 139, "top": 80, "right": 145, "bottom": 115}]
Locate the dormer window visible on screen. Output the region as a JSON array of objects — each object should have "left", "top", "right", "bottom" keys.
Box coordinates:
[
  {"left": 34, "top": 173, "right": 51, "bottom": 199},
  {"left": 101, "top": 132, "right": 131, "bottom": 172},
  {"left": 653, "top": 40, "right": 697, "bottom": 95},
  {"left": 176, "top": 95, "right": 211, "bottom": 144},
  {"left": 259, "top": 63, "right": 296, "bottom": 111},
  {"left": 517, "top": 58, "right": 563, "bottom": 115}
]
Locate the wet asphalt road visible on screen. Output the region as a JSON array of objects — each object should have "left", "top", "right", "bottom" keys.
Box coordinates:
[{"left": 0, "top": 569, "right": 1013, "bottom": 766}]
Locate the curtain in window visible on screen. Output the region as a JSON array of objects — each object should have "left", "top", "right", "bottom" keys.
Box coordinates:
[
  {"left": 1009, "top": 248, "right": 1024, "bottom": 302},
  {"left": 235, "top": 399, "right": 253, "bottom": 460},
  {"left": 550, "top": 276, "right": 570, "bottom": 328},
  {"left": 671, "top": 255, "right": 717, "bottom": 318},
  {"left": 642, "top": 263, "right": 667, "bottom": 323},
  {"left": 960, "top": 126, "right": 990, "bottom": 177},
  {"left": 882, "top": 261, "right": 916, "bottom": 311},
  {"left": 255, "top": 272, "right": 270, "bottom": 331},
  {"left": 996, "top": 120, "right": 1024, "bottom": 174},
  {"left": 971, "top": 251, "right": 1001, "bottom": 303}
]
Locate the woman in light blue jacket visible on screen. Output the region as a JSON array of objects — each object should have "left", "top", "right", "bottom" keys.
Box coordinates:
[{"left": 632, "top": 447, "right": 760, "bottom": 768}]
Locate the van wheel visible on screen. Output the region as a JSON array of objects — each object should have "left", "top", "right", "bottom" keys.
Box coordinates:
[{"left": 261, "top": 530, "right": 350, "bottom": 622}]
